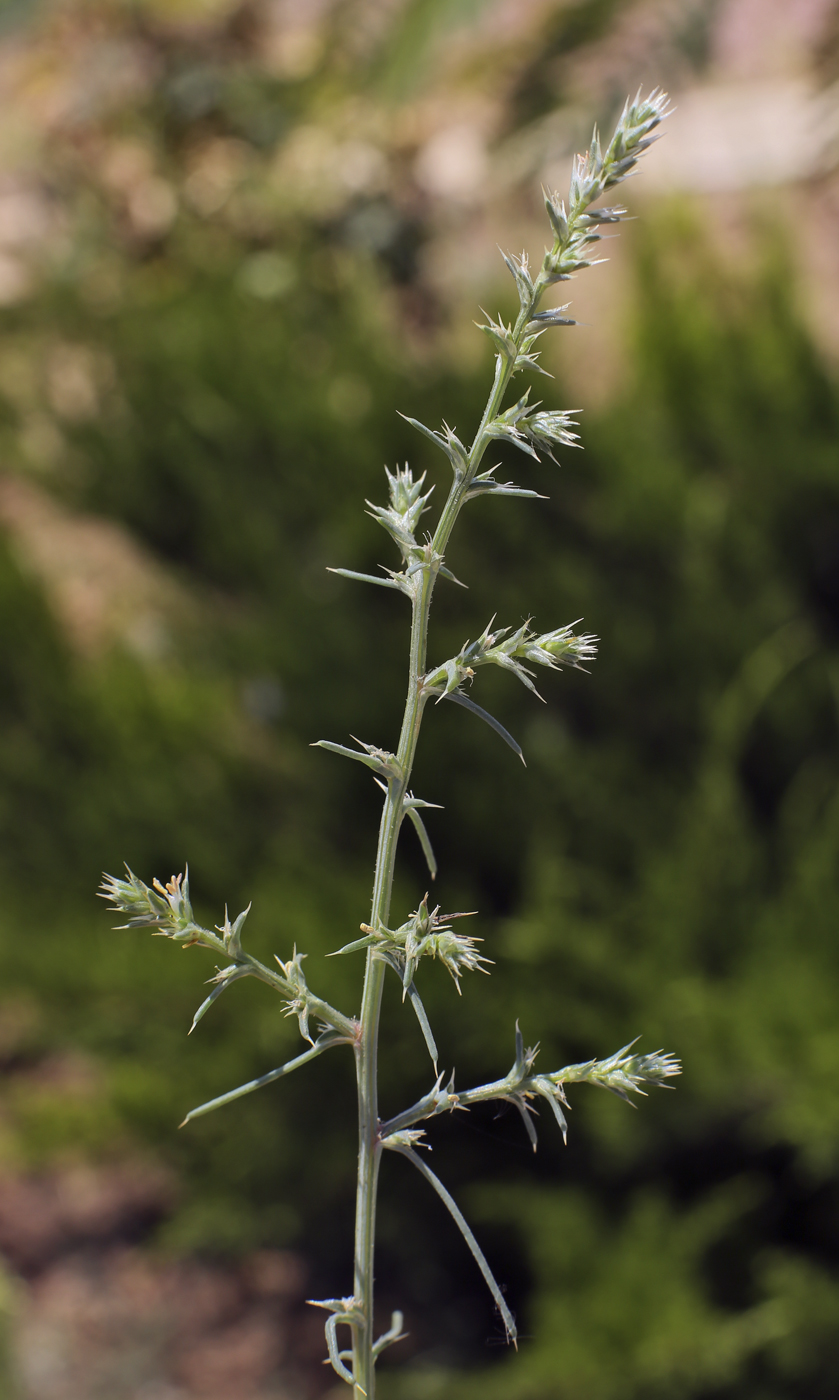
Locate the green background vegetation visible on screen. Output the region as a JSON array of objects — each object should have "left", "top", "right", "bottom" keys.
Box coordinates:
[{"left": 0, "top": 2, "right": 838, "bottom": 1397}]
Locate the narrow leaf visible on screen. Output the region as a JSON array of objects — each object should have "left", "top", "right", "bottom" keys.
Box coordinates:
[
  {"left": 438, "top": 564, "right": 468, "bottom": 588},
  {"left": 189, "top": 967, "right": 250, "bottom": 1034},
  {"left": 489, "top": 483, "right": 545, "bottom": 499},
  {"left": 406, "top": 805, "right": 437, "bottom": 880},
  {"left": 466, "top": 479, "right": 544, "bottom": 501},
  {"left": 514, "top": 349, "right": 554, "bottom": 378},
  {"left": 500, "top": 249, "right": 534, "bottom": 312},
  {"left": 377, "top": 948, "right": 439, "bottom": 1070},
  {"left": 373, "top": 1311, "right": 407, "bottom": 1359},
  {"left": 477, "top": 320, "right": 516, "bottom": 360},
  {"left": 311, "top": 740, "right": 399, "bottom": 778},
  {"left": 508, "top": 1094, "right": 539, "bottom": 1152},
  {"left": 325, "top": 1314, "right": 355, "bottom": 1386},
  {"left": 486, "top": 424, "right": 540, "bottom": 461},
  {"left": 330, "top": 933, "right": 379, "bottom": 956},
  {"left": 442, "top": 692, "right": 525, "bottom": 765},
  {"left": 525, "top": 309, "right": 576, "bottom": 330},
  {"left": 404, "top": 981, "right": 439, "bottom": 1070},
  {"left": 534, "top": 1080, "right": 568, "bottom": 1143},
  {"left": 398, "top": 413, "right": 465, "bottom": 472},
  {"left": 465, "top": 465, "right": 544, "bottom": 503},
  {"left": 393, "top": 1147, "right": 517, "bottom": 1345},
  {"left": 180, "top": 1033, "right": 344, "bottom": 1126},
  {"left": 327, "top": 568, "right": 404, "bottom": 592}
]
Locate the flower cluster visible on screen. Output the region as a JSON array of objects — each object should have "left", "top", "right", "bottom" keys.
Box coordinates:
[
  {"left": 338, "top": 895, "right": 490, "bottom": 995},
  {"left": 480, "top": 90, "right": 671, "bottom": 391},
  {"left": 99, "top": 867, "right": 203, "bottom": 943},
  {"left": 422, "top": 616, "right": 598, "bottom": 700},
  {"left": 545, "top": 87, "right": 672, "bottom": 279},
  {"left": 366, "top": 464, "right": 434, "bottom": 560},
  {"left": 485, "top": 391, "right": 581, "bottom": 465},
  {"left": 554, "top": 1041, "right": 683, "bottom": 1101}
]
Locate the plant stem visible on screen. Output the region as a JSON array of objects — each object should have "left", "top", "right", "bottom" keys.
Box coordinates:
[
  {"left": 349, "top": 268, "right": 548, "bottom": 1397},
  {"left": 351, "top": 572, "right": 430, "bottom": 1398}
]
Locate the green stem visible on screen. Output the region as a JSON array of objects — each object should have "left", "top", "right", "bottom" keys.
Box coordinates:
[
  {"left": 349, "top": 244, "right": 559, "bottom": 1399},
  {"left": 351, "top": 572, "right": 430, "bottom": 1399}
]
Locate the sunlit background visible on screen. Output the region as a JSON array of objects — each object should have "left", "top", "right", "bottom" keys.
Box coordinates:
[{"left": 0, "top": 1, "right": 838, "bottom": 1396}]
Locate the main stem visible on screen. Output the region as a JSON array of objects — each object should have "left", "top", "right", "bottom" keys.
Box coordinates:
[{"left": 350, "top": 262, "right": 552, "bottom": 1400}]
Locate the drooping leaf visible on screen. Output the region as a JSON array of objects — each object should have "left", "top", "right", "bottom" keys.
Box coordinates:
[
  {"left": 406, "top": 804, "right": 438, "bottom": 880},
  {"left": 389, "top": 1145, "right": 517, "bottom": 1345},
  {"left": 189, "top": 966, "right": 251, "bottom": 1034},
  {"left": 442, "top": 691, "right": 525, "bottom": 764}
]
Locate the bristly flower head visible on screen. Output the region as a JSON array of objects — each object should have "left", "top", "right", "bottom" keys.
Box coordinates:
[
  {"left": 518, "top": 622, "right": 598, "bottom": 671},
  {"left": 554, "top": 1040, "right": 682, "bottom": 1102},
  {"left": 565, "top": 86, "right": 672, "bottom": 213},
  {"left": 540, "top": 88, "right": 671, "bottom": 284},
  {"left": 99, "top": 867, "right": 198, "bottom": 941},
  {"left": 354, "top": 896, "right": 492, "bottom": 994},
  {"left": 422, "top": 617, "right": 597, "bottom": 701},
  {"left": 386, "top": 463, "right": 431, "bottom": 517},
  {"left": 523, "top": 410, "right": 581, "bottom": 462},
  {"left": 366, "top": 463, "right": 434, "bottom": 562},
  {"left": 484, "top": 393, "right": 581, "bottom": 466},
  {"left": 395, "top": 897, "right": 490, "bottom": 993}
]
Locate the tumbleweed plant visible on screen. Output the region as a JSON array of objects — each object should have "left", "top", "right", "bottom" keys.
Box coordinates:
[{"left": 101, "top": 89, "right": 680, "bottom": 1398}]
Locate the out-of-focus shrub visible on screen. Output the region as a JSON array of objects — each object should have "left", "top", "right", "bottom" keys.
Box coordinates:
[{"left": 0, "top": 3, "right": 838, "bottom": 1397}]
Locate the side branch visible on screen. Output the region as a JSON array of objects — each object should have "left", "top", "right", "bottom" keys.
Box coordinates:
[
  {"left": 380, "top": 1028, "right": 681, "bottom": 1146},
  {"left": 99, "top": 867, "right": 357, "bottom": 1041}
]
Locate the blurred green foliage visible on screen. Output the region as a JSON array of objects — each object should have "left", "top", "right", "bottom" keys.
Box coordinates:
[
  {"left": 4, "top": 204, "right": 839, "bottom": 1398},
  {"left": 0, "top": 3, "right": 838, "bottom": 1397}
]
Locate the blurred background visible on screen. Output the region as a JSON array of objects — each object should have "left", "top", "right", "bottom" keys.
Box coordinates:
[{"left": 0, "top": 0, "right": 838, "bottom": 1397}]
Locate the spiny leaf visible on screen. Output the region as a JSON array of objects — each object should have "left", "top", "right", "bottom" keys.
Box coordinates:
[
  {"left": 500, "top": 248, "right": 534, "bottom": 313},
  {"left": 465, "top": 465, "right": 544, "bottom": 502},
  {"left": 438, "top": 563, "right": 468, "bottom": 588},
  {"left": 189, "top": 966, "right": 251, "bottom": 1034},
  {"left": 514, "top": 348, "right": 554, "bottom": 378},
  {"left": 515, "top": 1020, "right": 525, "bottom": 1070},
  {"left": 477, "top": 314, "right": 517, "bottom": 362},
  {"left": 398, "top": 413, "right": 468, "bottom": 474},
  {"left": 377, "top": 948, "right": 439, "bottom": 1069},
  {"left": 525, "top": 305, "right": 576, "bottom": 333},
  {"left": 403, "top": 794, "right": 444, "bottom": 811},
  {"left": 311, "top": 739, "right": 402, "bottom": 779},
  {"left": 330, "top": 932, "right": 379, "bottom": 957},
  {"left": 507, "top": 1093, "right": 539, "bottom": 1152},
  {"left": 327, "top": 567, "right": 406, "bottom": 593},
  {"left": 531, "top": 1076, "right": 569, "bottom": 1143}
]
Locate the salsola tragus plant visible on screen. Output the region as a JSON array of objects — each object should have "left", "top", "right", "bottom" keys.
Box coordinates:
[{"left": 101, "top": 88, "right": 680, "bottom": 1398}]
